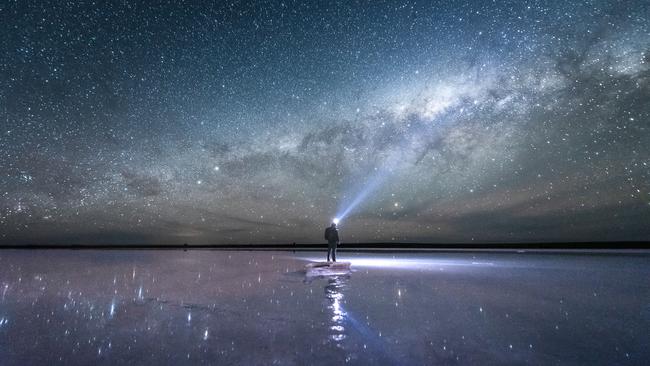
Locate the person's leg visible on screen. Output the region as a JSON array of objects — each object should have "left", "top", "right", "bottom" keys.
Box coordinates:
[
  {"left": 332, "top": 245, "right": 336, "bottom": 262},
  {"left": 327, "top": 245, "right": 332, "bottom": 261}
]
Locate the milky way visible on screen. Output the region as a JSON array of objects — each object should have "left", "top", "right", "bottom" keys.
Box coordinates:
[{"left": 2, "top": 1, "right": 649, "bottom": 244}]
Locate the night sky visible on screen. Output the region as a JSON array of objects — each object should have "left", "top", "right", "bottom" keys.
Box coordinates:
[{"left": 2, "top": 1, "right": 649, "bottom": 245}]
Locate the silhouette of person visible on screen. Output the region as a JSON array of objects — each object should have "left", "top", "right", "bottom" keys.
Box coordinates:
[{"left": 324, "top": 222, "right": 340, "bottom": 262}]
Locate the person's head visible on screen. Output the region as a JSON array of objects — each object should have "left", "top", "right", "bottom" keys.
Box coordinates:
[{"left": 331, "top": 222, "right": 337, "bottom": 228}]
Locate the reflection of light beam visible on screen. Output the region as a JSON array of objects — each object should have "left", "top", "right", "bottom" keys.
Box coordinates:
[
  {"left": 331, "top": 295, "right": 344, "bottom": 321},
  {"left": 302, "top": 257, "right": 495, "bottom": 270},
  {"left": 323, "top": 275, "right": 403, "bottom": 364},
  {"left": 325, "top": 277, "right": 348, "bottom": 343}
]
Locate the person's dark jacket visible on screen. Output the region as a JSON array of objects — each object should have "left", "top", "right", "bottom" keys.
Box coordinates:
[{"left": 324, "top": 227, "right": 339, "bottom": 243}]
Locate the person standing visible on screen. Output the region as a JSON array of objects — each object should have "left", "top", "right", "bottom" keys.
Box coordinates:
[{"left": 324, "top": 222, "right": 340, "bottom": 262}]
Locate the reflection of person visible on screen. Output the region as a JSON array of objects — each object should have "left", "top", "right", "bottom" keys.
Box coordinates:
[{"left": 324, "top": 222, "right": 340, "bottom": 262}]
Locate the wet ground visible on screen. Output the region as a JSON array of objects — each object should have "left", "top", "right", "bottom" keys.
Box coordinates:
[{"left": 0, "top": 250, "right": 648, "bottom": 365}]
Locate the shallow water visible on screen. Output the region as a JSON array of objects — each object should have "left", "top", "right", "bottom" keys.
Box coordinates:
[{"left": 0, "top": 250, "right": 648, "bottom": 365}]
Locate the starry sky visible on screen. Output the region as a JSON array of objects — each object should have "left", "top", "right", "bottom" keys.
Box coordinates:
[{"left": 2, "top": 0, "right": 649, "bottom": 245}]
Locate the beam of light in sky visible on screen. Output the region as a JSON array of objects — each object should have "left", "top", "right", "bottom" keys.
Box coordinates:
[
  {"left": 3, "top": 1, "right": 648, "bottom": 244},
  {"left": 335, "top": 167, "right": 391, "bottom": 223},
  {"left": 334, "top": 98, "right": 465, "bottom": 224}
]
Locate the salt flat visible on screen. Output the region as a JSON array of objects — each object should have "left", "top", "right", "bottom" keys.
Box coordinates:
[{"left": 0, "top": 250, "right": 648, "bottom": 365}]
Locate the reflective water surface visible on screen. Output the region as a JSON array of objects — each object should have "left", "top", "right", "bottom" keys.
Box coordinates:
[{"left": 0, "top": 250, "right": 648, "bottom": 365}]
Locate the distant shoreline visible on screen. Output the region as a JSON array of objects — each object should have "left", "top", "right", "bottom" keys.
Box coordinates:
[{"left": 0, "top": 242, "right": 648, "bottom": 254}]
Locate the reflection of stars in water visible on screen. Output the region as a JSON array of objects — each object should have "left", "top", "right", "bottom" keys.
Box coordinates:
[
  {"left": 0, "top": 251, "right": 648, "bottom": 363},
  {"left": 0, "top": 253, "right": 312, "bottom": 362},
  {"left": 325, "top": 276, "right": 349, "bottom": 344}
]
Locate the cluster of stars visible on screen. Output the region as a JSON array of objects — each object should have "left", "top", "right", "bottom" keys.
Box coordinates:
[{"left": 1, "top": 0, "right": 648, "bottom": 244}]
